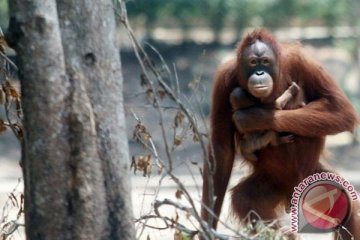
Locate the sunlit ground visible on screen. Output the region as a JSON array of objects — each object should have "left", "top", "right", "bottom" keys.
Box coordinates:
[{"left": 0, "top": 132, "right": 357, "bottom": 239}]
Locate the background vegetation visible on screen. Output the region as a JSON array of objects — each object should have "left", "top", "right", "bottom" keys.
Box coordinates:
[
  {"left": 0, "top": 0, "right": 358, "bottom": 45},
  {"left": 124, "top": 0, "right": 357, "bottom": 42}
]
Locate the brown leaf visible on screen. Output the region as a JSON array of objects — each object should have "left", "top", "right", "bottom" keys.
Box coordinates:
[
  {"left": 157, "top": 89, "right": 166, "bottom": 99},
  {"left": 174, "top": 230, "right": 183, "bottom": 240},
  {"left": 175, "top": 189, "right": 183, "bottom": 199},
  {"left": 0, "top": 35, "right": 7, "bottom": 53},
  {"left": 130, "top": 155, "right": 152, "bottom": 177},
  {"left": 174, "top": 136, "right": 182, "bottom": 146},
  {"left": 145, "top": 88, "right": 153, "bottom": 98},
  {"left": 143, "top": 132, "right": 151, "bottom": 143},
  {"left": 3, "top": 81, "right": 20, "bottom": 99},
  {"left": 12, "top": 123, "right": 23, "bottom": 139},
  {"left": 192, "top": 133, "right": 200, "bottom": 142},
  {"left": 0, "top": 125, "right": 6, "bottom": 133},
  {"left": 15, "top": 98, "right": 22, "bottom": 118},
  {"left": 133, "top": 123, "right": 151, "bottom": 146},
  {"left": 10, "top": 88, "right": 19, "bottom": 98},
  {"left": 174, "top": 212, "right": 179, "bottom": 222},
  {"left": 0, "top": 88, "right": 5, "bottom": 105},
  {"left": 140, "top": 73, "right": 149, "bottom": 87},
  {"left": 190, "top": 123, "right": 200, "bottom": 142},
  {"left": 174, "top": 111, "right": 185, "bottom": 128}
]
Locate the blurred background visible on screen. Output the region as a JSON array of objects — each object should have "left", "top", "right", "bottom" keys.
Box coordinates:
[
  {"left": 0, "top": 0, "right": 360, "bottom": 238},
  {"left": 123, "top": 0, "right": 359, "bottom": 45}
]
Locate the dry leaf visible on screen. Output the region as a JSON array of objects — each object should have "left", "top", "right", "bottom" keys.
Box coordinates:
[
  {"left": 131, "top": 155, "right": 152, "bottom": 177},
  {"left": 157, "top": 89, "right": 166, "bottom": 99},
  {"left": 175, "top": 189, "right": 183, "bottom": 199},
  {"left": 174, "top": 136, "right": 182, "bottom": 146},
  {"left": 192, "top": 133, "right": 199, "bottom": 142},
  {"left": 0, "top": 88, "right": 5, "bottom": 104},
  {"left": 174, "top": 111, "right": 185, "bottom": 128},
  {"left": 0, "top": 35, "right": 7, "bottom": 53},
  {"left": 174, "top": 230, "right": 183, "bottom": 240},
  {"left": 140, "top": 73, "right": 149, "bottom": 87}
]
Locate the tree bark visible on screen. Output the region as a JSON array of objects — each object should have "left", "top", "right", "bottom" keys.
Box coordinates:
[{"left": 7, "top": 0, "right": 135, "bottom": 239}]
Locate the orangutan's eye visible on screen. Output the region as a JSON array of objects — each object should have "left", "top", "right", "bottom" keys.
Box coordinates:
[
  {"left": 262, "top": 58, "right": 270, "bottom": 66},
  {"left": 249, "top": 59, "right": 257, "bottom": 67}
]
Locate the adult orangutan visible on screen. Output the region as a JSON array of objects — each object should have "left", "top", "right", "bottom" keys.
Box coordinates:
[{"left": 201, "top": 29, "right": 359, "bottom": 239}]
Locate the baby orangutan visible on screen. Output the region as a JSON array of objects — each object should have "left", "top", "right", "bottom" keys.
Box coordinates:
[{"left": 231, "top": 81, "right": 305, "bottom": 161}]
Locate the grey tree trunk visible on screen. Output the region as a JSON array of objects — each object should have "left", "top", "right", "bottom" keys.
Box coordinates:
[{"left": 6, "top": 0, "right": 135, "bottom": 239}]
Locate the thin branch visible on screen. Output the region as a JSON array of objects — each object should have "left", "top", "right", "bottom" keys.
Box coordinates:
[
  {"left": 0, "top": 51, "right": 18, "bottom": 72},
  {"left": 115, "top": 1, "right": 215, "bottom": 238}
]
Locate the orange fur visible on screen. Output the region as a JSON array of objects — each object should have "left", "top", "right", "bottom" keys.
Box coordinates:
[{"left": 201, "top": 29, "right": 358, "bottom": 239}]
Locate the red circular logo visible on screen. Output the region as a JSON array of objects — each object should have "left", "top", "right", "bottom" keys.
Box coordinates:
[{"left": 301, "top": 182, "right": 350, "bottom": 230}]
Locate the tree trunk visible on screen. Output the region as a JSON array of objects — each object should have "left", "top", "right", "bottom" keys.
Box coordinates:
[{"left": 6, "top": 0, "right": 135, "bottom": 239}]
